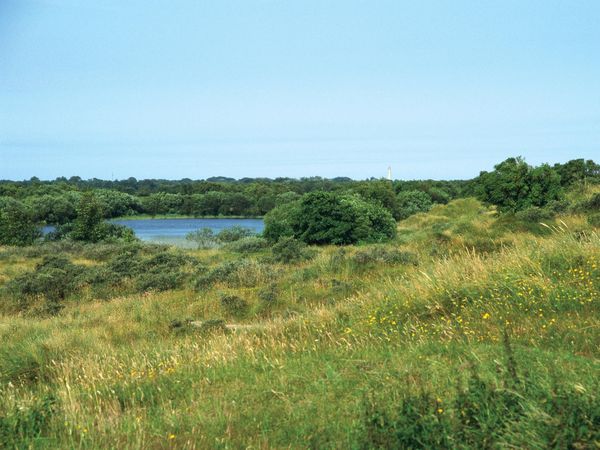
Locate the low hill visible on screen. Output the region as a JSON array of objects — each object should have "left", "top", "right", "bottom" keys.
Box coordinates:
[{"left": 0, "top": 195, "right": 598, "bottom": 448}]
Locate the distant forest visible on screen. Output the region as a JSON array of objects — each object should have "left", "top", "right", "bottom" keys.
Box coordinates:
[{"left": 0, "top": 157, "right": 598, "bottom": 225}]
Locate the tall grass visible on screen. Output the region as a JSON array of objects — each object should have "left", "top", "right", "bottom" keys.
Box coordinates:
[{"left": 0, "top": 198, "right": 598, "bottom": 448}]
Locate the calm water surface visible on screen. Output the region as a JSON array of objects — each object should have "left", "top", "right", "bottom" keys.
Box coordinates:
[{"left": 112, "top": 218, "right": 264, "bottom": 244}]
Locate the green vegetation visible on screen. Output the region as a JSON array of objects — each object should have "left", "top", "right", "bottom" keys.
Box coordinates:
[
  {"left": 0, "top": 198, "right": 41, "bottom": 246},
  {"left": 0, "top": 158, "right": 599, "bottom": 448},
  {"left": 264, "top": 191, "right": 397, "bottom": 245},
  {"left": 0, "top": 156, "right": 597, "bottom": 247}
]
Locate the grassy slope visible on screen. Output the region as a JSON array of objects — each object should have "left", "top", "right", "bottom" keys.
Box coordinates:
[{"left": 0, "top": 198, "right": 599, "bottom": 449}]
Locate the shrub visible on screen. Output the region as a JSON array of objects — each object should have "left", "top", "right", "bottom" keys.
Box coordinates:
[
  {"left": 263, "top": 192, "right": 397, "bottom": 245},
  {"left": 194, "top": 319, "right": 229, "bottom": 335},
  {"left": 0, "top": 198, "right": 41, "bottom": 246},
  {"left": 186, "top": 228, "right": 220, "bottom": 249},
  {"left": 220, "top": 294, "right": 249, "bottom": 317},
  {"left": 139, "top": 252, "right": 191, "bottom": 271},
  {"left": 133, "top": 252, "right": 192, "bottom": 292},
  {"left": 262, "top": 201, "right": 301, "bottom": 242},
  {"left": 396, "top": 190, "right": 433, "bottom": 220},
  {"left": 136, "top": 271, "right": 183, "bottom": 292},
  {"left": 514, "top": 206, "right": 555, "bottom": 223},
  {"left": 586, "top": 192, "right": 600, "bottom": 210},
  {"left": 106, "top": 250, "right": 143, "bottom": 277},
  {"left": 216, "top": 226, "right": 254, "bottom": 243},
  {"left": 5, "top": 256, "right": 86, "bottom": 313},
  {"left": 258, "top": 283, "right": 279, "bottom": 304},
  {"left": 428, "top": 187, "right": 451, "bottom": 204},
  {"left": 226, "top": 236, "right": 269, "bottom": 253},
  {"left": 271, "top": 237, "right": 313, "bottom": 264},
  {"left": 67, "top": 193, "right": 137, "bottom": 243},
  {"left": 80, "top": 242, "right": 142, "bottom": 261},
  {"left": 475, "top": 157, "right": 563, "bottom": 212},
  {"left": 588, "top": 213, "right": 600, "bottom": 227}
]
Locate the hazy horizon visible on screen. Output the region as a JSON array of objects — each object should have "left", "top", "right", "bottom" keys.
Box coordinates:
[{"left": 1, "top": 0, "right": 599, "bottom": 180}]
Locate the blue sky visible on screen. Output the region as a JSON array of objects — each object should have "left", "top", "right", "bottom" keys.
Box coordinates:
[{"left": 1, "top": 0, "right": 599, "bottom": 180}]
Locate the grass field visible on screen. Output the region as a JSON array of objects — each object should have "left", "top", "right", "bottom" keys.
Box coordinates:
[{"left": 1, "top": 197, "right": 598, "bottom": 449}]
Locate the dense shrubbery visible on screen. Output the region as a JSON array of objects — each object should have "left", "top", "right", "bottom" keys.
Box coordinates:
[
  {"left": 41, "top": 193, "right": 137, "bottom": 244},
  {"left": 134, "top": 253, "right": 193, "bottom": 292},
  {"left": 0, "top": 177, "right": 598, "bottom": 448},
  {"left": 5, "top": 256, "right": 86, "bottom": 314},
  {"left": 220, "top": 294, "right": 249, "bottom": 317},
  {"left": 186, "top": 226, "right": 257, "bottom": 249},
  {"left": 0, "top": 198, "right": 41, "bottom": 246},
  {"left": 396, "top": 190, "right": 433, "bottom": 219},
  {"left": 264, "top": 192, "right": 397, "bottom": 245},
  {"left": 270, "top": 236, "right": 314, "bottom": 263},
  {"left": 1, "top": 247, "right": 198, "bottom": 313},
  {"left": 476, "top": 157, "right": 563, "bottom": 212},
  {"left": 226, "top": 236, "right": 270, "bottom": 253},
  {"left": 215, "top": 226, "right": 254, "bottom": 243}
]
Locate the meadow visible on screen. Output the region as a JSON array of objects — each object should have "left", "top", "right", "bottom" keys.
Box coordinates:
[{"left": 0, "top": 194, "right": 599, "bottom": 448}]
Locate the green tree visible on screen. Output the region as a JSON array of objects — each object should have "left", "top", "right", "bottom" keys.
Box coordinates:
[
  {"left": 476, "top": 157, "right": 563, "bottom": 212},
  {"left": 264, "top": 191, "right": 396, "bottom": 245},
  {"left": 354, "top": 180, "right": 401, "bottom": 219},
  {"left": 0, "top": 198, "right": 41, "bottom": 246},
  {"left": 263, "top": 200, "right": 301, "bottom": 242},
  {"left": 71, "top": 192, "right": 105, "bottom": 242},
  {"left": 396, "top": 190, "right": 433, "bottom": 219}
]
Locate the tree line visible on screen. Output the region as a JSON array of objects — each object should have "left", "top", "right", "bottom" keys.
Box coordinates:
[
  {"left": 0, "top": 157, "right": 598, "bottom": 246},
  {"left": 0, "top": 175, "right": 467, "bottom": 224}
]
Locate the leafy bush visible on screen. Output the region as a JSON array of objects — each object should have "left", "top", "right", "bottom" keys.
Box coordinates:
[
  {"left": 264, "top": 192, "right": 397, "bottom": 245},
  {"left": 587, "top": 192, "right": 600, "bottom": 210},
  {"left": 136, "top": 271, "right": 183, "bottom": 292},
  {"left": 193, "top": 318, "right": 229, "bottom": 335},
  {"left": 475, "top": 157, "right": 563, "bottom": 212},
  {"left": 5, "top": 256, "right": 86, "bottom": 313},
  {"left": 588, "top": 213, "right": 600, "bottom": 227},
  {"left": 106, "top": 250, "right": 143, "bottom": 277},
  {"left": 68, "top": 193, "right": 137, "bottom": 243},
  {"left": 0, "top": 198, "right": 41, "bottom": 246},
  {"left": 396, "top": 190, "right": 433, "bottom": 219},
  {"left": 134, "top": 252, "right": 192, "bottom": 292},
  {"left": 216, "top": 226, "right": 254, "bottom": 243},
  {"left": 262, "top": 201, "right": 300, "bottom": 242},
  {"left": 427, "top": 187, "right": 451, "bottom": 204},
  {"left": 258, "top": 283, "right": 279, "bottom": 304},
  {"left": 226, "top": 236, "right": 269, "bottom": 253},
  {"left": 514, "top": 206, "right": 555, "bottom": 223},
  {"left": 271, "top": 237, "right": 313, "bottom": 264},
  {"left": 47, "top": 220, "right": 136, "bottom": 244},
  {"left": 78, "top": 242, "right": 141, "bottom": 261},
  {"left": 186, "top": 228, "right": 220, "bottom": 249},
  {"left": 220, "top": 294, "right": 249, "bottom": 317}
]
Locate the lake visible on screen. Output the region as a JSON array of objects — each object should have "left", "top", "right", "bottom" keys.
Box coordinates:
[
  {"left": 43, "top": 218, "right": 264, "bottom": 247},
  {"left": 113, "top": 218, "right": 264, "bottom": 246}
]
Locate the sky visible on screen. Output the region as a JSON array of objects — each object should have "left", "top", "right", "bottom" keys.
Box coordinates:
[{"left": 1, "top": 0, "right": 599, "bottom": 181}]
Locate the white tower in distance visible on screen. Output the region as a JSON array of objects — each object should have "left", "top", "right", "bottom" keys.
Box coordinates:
[{"left": 387, "top": 166, "right": 392, "bottom": 181}]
